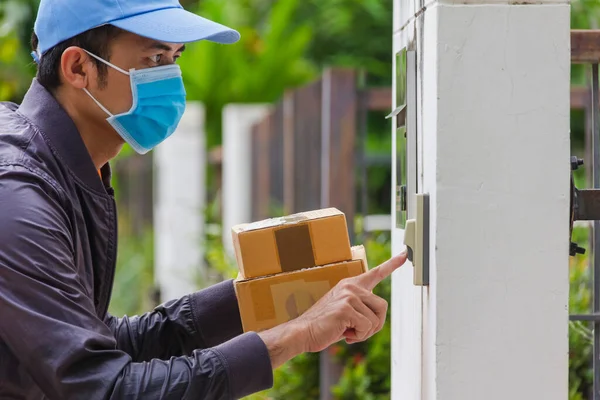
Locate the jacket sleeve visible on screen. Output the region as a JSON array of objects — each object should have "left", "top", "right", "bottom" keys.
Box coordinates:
[
  {"left": 103, "top": 280, "right": 244, "bottom": 362},
  {"left": 0, "top": 166, "right": 273, "bottom": 400}
]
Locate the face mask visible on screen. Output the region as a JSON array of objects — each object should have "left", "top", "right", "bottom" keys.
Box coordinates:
[{"left": 82, "top": 50, "right": 186, "bottom": 154}]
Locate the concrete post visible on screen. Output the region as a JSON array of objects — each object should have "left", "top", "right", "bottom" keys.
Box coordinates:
[
  {"left": 222, "top": 104, "right": 270, "bottom": 258},
  {"left": 154, "top": 102, "right": 205, "bottom": 302},
  {"left": 391, "top": 1, "right": 570, "bottom": 399}
]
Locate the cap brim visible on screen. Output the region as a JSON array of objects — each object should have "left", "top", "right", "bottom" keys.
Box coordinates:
[{"left": 110, "top": 7, "right": 240, "bottom": 45}]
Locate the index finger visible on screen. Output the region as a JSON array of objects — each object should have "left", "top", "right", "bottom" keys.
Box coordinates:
[{"left": 356, "top": 251, "right": 408, "bottom": 291}]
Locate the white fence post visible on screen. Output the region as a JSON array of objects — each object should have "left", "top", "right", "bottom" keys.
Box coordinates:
[
  {"left": 154, "top": 102, "right": 206, "bottom": 302},
  {"left": 222, "top": 104, "right": 270, "bottom": 258}
]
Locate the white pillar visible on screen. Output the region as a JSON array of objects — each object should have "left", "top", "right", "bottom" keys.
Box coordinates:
[
  {"left": 154, "top": 102, "right": 205, "bottom": 302},
  {"left": 392, "top": 1, "right": 570, "bottom": 400},
  {"left": 222, "top": 104, "right": 269, "bottom": 257}
]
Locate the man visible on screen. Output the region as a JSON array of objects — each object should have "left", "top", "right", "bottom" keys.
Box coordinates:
[{"left": 0, "top": 0, "right": 407, "bottom": 399}]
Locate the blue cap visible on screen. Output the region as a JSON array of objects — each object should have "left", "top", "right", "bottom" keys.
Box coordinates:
[{"left": 33, "top": 0, "right": 240, "bottom": 58}]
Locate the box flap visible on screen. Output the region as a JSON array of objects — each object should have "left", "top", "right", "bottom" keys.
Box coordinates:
[
  {"left": 351, "top": 245, "right": 368, "bottom": 272},
  {"left": 232, "top": 208, "right": 343, "bottom": 233}
]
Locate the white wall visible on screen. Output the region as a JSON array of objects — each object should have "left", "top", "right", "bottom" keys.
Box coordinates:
[
  {"left": 392, "top": 1, "right": 570, "bottom": 399},
  {"left": 154, "top": 102, "right": 205, "bottom": 302},
  {"left": 221, "top": 105, "right": 269, "bottom": 258}
]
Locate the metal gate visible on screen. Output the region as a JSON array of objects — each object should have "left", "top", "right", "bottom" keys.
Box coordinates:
[{"left": 570, "top": 30, "right": 600, "bottom": 400}]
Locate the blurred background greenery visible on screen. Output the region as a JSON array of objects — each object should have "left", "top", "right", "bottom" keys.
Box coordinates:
[{"left": 1, "top": 0, "right": 599, "bottom": 398}]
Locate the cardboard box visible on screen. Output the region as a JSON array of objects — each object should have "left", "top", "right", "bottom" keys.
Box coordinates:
[
  {"left": 232, "top": 208, "right": 352, "bottom": 279},
  {"left": 235, "top": 245, "right": 368, "bottom": 333}
]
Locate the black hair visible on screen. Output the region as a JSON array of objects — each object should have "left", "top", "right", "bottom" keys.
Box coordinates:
[{"left": 31, "top": 25, "right": 123, "bottom": 92}]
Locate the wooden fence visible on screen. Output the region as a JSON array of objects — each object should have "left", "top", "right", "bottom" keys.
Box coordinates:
[{"left": 249, "top": 68, "right": 391, "bottom": 239}]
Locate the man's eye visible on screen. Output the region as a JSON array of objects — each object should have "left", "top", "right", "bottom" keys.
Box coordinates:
[{"left": 149, "top": 54, "right": 162, "bottom": 64}]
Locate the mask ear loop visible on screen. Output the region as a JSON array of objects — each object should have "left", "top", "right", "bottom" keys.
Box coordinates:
[
  {"left": 83, "top": 88, "right": 114, "bottom": 117},
  {"left": 82, "top": 49, "right": 130, "bottom": 76},
  {"left": 80, "top": 49, "right": 131, "bottom": 118}
]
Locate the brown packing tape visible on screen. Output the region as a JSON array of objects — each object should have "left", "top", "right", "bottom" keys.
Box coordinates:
[
  {"left": 270, "top": 213, "right": 352, "bottom": 274},
  {"left": 274, "top": 223, "right": 316, "bottom": 272}
]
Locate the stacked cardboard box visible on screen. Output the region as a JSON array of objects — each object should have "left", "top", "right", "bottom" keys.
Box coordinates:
[{"left": 232, "top": 208, "right": 369, "bottom": 333}]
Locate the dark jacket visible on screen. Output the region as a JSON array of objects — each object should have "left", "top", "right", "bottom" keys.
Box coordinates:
[{"left": 0, "top": 80, "right": 273, "bottom": 399}]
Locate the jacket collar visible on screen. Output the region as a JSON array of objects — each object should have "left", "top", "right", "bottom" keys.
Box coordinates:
[{"left": 18, "top": 79, "right": 112, "bottom": 195}]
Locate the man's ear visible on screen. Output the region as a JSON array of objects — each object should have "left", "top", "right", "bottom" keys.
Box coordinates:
[{"left": 60, "top": 47, "right": 94, "bottom": 89}]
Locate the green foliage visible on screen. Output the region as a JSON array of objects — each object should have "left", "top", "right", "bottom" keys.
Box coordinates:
[
  {"left": 108, "top": 219, "right": 156, "bottom": 317},
  {"left": 204, "top": 225, "right": 239, "bottom": 283},
  {"left": 569, "top": 225, "right": 593, "bottom": 400},
  {"left": 363, "top": 110, "right": 393, "bottom": 214},
  {"left": 0, "top": 0, "right": 38, "bottom": 102},
  {"left": 204, "top": 229, "right": 238, "bottom": 280},
  {"left": 331, "top": 232, "right": 392, "bottom": 399},
  {"left": 176, "top": 0, "right": 396, "bottom": 147},
  {"left": 179, "top": 0, "right": 317, "bottom": 147},
  {"left": 266, "top": 353, "right": 321, "bottom": 400},
  {"left": 297, "top": 0, "right": 393, "bottom": 86},
  {"left": 572, "top": 0, "right": 600, "bottom": 31},
  {"left": 201, "top": 194, "right": 239, "bottom": 284}
]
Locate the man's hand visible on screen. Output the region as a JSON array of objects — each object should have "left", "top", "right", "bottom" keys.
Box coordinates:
[{"left": 259, "top": 251, "right": 408, "bottom": 368}]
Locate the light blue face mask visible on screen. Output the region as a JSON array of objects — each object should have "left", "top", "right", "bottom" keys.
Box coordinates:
[{"left": 82, "top": 50, "right": 186, "bottom": 154}]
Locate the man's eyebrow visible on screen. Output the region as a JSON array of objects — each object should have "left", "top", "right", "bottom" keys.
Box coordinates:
[{"left": 145, "top": 42, "right": 186, "bottom": 53}]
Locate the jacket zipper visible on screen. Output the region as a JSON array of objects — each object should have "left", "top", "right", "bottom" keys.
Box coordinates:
[{"left": 99, "top": 194, "right": 118, "bottom": 319}]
